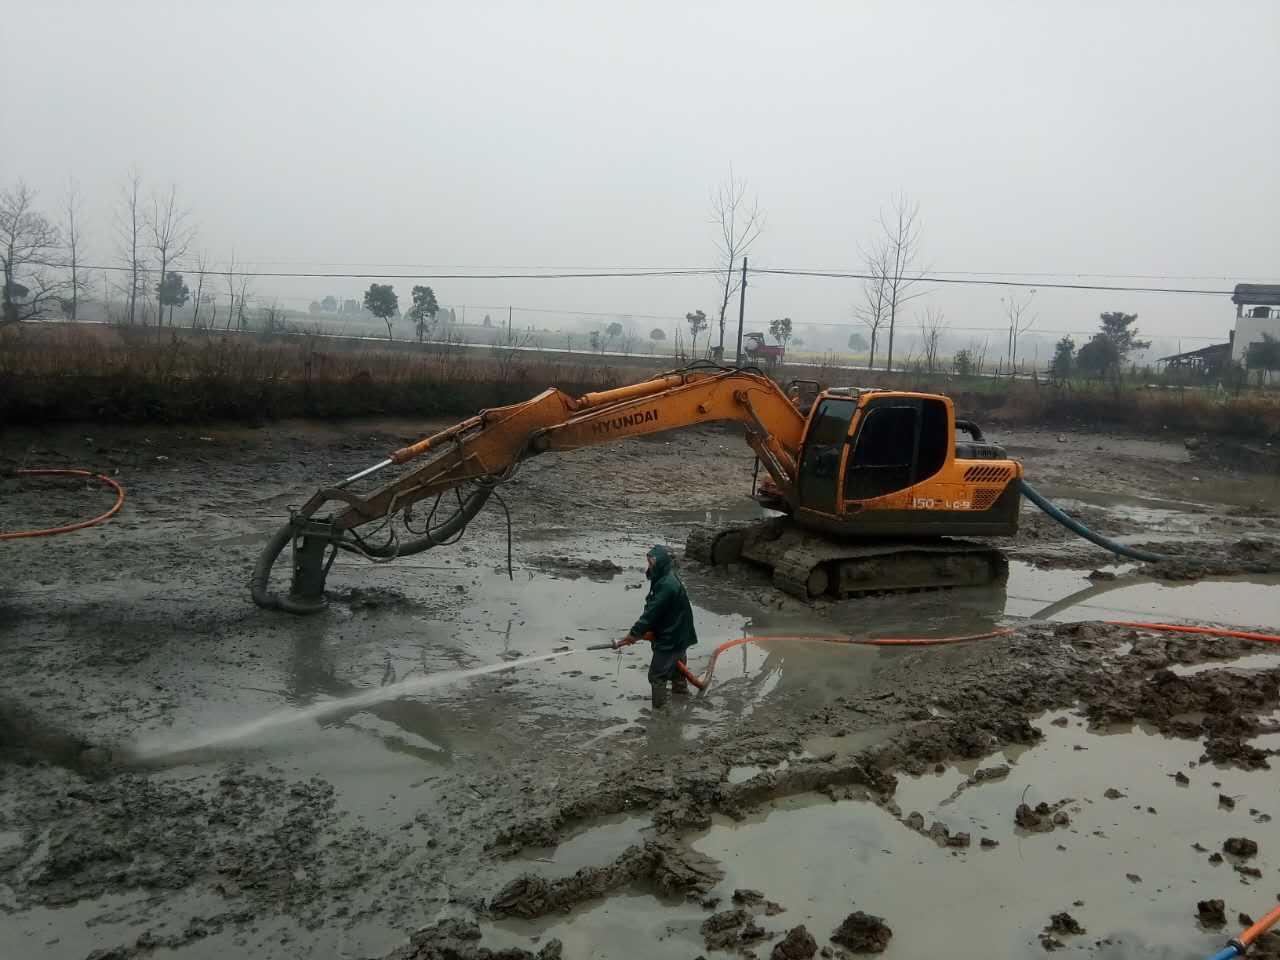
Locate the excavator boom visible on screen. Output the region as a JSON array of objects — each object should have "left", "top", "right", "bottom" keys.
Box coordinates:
[{"left": 252, "top": 364, "right": 807, "bottom": 611}]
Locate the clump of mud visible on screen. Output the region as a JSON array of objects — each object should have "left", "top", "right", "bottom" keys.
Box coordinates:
[
  {"left": 1015, "top": 798, "right": 1073, "bottom": 833},
  {"left": 1197, "top": 899, "right": 1227, "bottom": 927},
  {"left": 1079, "top": 660, "right": 1280, "bottom": 769},
  {"left": 1140, "top": 537, "right": 1280, "bottom": 581},
  {"left": 771, "top": 925, "right": 818, "bottom": 959},
  {"left": 489, "top": 836, "right": 722, "bottom": 919},
  {"left": 701, "top": 907, "right": 767, "bottom": 951},
  {"left": 1046, "top": 912, "right": 1085, "bottom": 935},
  {"left": 830, "top": 911, "right": 892, "bottom": 953},
  {"left": 375, "top": 918, "right": 562, "bottom": 959},
  {"left": 733, "top": 887, "right": 786, "bottom": 915},
  {"left": 1223, "top": 836, "right": 1258, "bottom": 857},
  {"left": 329, "top": 585, "right": 422, "bottom": 610},
  {"left": 528, "top": 555, "right": 625, "bottom": 581}
]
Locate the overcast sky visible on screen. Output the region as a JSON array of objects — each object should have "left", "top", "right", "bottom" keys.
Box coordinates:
[{"left": 5, "top": 1, "right": 1277, "bottom": 355}]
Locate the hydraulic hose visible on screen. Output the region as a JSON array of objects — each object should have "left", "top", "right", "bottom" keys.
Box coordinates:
[
  {"left": 1018, "top": 478, "right": 1170, "bottom": 563},
  {"left": 0, "top": 469, "right": 126, "bottom": 541},
  {"left": 251, "top": 487, "right": 493, "bottom": 612}
]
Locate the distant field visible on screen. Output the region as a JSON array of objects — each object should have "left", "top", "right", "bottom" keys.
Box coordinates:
[{"left": 1, "top": 322, "right": 1276, "bottom": 442}]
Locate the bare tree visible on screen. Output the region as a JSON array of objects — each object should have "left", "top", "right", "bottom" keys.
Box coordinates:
[
  {"left": 224, "top": 252, "right": 238, "bottom": 330},
  {"left": 854, "top": 240, "right": 891, "bottom": 369},
  {"left": 920, "top": 306, "right": 947, "bottom": 373},
  {"left": 147, "top": 183, "right": 195, "bottom": 326},
  {"left": 190, "top": 250, "right": 209, "bottom": 329},
  {"left": 1, "top": 181, "right": 63, "bottom": 326},
  {"left": 115, "top": 169, "right": 145, "bottom": 325},
  {"left": 236, "top": 270, "right": 253, "bottom": 331},
  {"left": 260, "top": 299, "right": 286, "bottom": 334},
  {"left": 63, "top": 177, "right": 90, "bottom": 321},
  {"left": 875, "top": 192, "right": 926, "bottom": 371},
  {"left": 710, "top": 167, "right": 764, "bottom": 358},
  {"left": 1002, "top": 288, "right": 1037, "bottom": 371}
]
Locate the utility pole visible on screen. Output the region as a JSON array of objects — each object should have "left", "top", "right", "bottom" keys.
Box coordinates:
[
  {"left": 734, "top": 257, "right": 748, "bottom": 366},
  {"left": 508, "top": 305, "right": 512, "bottom": 343}
]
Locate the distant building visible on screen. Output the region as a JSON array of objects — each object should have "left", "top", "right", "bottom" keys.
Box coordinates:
[
  {"left": 1156, "top": 336, "right": 1233, "bottom": 374},
  {"left": 1231, "top": 283, "right": 1280, "bottom": 367}
]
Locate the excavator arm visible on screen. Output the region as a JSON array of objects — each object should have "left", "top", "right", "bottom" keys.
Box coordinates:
[{"left": 252, "top": 363, "right": 807, "bottom": 612}]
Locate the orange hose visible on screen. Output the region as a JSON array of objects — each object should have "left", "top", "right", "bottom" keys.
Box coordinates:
[
  {"left": 0, "top": 469, "right": 126, "bottom": 540},
  {"left": 1241, "top": 903, "right": 1280, "bottom": 946},
  {"left": 1104, "top": 621, "right": 1280, "bottom": 645},
  {"left": 691, "top": 622, "right": 1280, "bottom": 692},
  {"left": 676, "top": 660, "right": 706, "bottom": 690}
]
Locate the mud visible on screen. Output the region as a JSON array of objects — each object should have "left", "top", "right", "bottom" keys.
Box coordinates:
[
  {"left": 375, "top": 919, "right": 563, "bottom": 960},
  {"left": 489, "top": 836, "right": 723, "bottom": 920},
  {"left": 830, "top": 911, "right": 892, "bottom": 953},
  {"left": 770, "top": 925, "right": 817, "bottom": 959},
  {"left": 2, "top": 419, "right": 1279, "bottom": 958}
]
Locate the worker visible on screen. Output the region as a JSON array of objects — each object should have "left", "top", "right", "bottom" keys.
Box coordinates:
[{"left": 623, "top": 545, "right": 698, "bottom": 710}]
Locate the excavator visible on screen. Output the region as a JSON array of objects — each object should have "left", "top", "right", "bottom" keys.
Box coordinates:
[{"left": 251, "top": 361, "right": 1023, "bottom": 614}]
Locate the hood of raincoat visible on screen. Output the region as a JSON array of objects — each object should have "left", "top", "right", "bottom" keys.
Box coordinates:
[{"left": 645, "top": 544, "right": 673, "bottom": 581}]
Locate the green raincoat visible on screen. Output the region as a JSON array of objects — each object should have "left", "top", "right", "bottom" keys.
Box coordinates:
[{"left": 631, "top": 545, "right": 698, "bottom": 679}]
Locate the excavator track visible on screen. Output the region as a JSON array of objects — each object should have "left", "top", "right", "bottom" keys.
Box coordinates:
[
  {"left": 684, "top": 523, "right": 751, "bottom": 566},
  {"left": 685, "top": 518, "right": 1007, "bottom": 600}
]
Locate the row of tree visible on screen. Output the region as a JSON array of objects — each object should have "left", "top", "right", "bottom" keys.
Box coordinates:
[{"left": 0, "top": 174, "right": 271, "bottom": 332}]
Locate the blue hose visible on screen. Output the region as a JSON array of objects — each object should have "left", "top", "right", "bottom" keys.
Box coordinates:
[
  {"left": 1017, "top": 479, "right": 1170, "bottom": 564},
  {"left": 1206, "top": 946, "right": 1239, "bottom": 960}
]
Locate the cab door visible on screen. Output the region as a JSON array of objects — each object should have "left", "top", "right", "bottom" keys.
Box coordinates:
[
  {"left": 841, "top": 396, "right": 950, "bottom": 505},
  {"left": 795, "top": 397, "right": 856, "bottom": 515}
]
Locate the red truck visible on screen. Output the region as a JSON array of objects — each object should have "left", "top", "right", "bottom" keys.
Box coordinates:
[{"left": 742, "top": 332, "right": 784, "bottom": 366}]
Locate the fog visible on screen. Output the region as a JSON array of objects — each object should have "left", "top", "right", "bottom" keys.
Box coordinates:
[{"left": 5, "top": 0, "right": 1277, "bottom": 359}]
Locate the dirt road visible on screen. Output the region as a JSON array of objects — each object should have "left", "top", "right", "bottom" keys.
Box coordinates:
[{"left": 2, "top": 418, "right": 1278, "bottom": 959}]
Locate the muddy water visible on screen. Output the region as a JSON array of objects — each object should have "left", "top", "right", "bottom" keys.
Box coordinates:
[
  {"left": 484, "top": 710, "right": 1276, "bottom": 959},
  {"left": 5, "top": 418, "right": 1279, "bottom": 960},
  {"left": 130, "top": 650, "right": 578, "bottom": 760},
  {"left": 1006, "top": 566, "right": 1280, "bottom": 627}
]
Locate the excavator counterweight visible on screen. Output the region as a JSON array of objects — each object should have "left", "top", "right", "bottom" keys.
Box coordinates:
[{"left": 250, "top": 362, "right": 1021, "bottom": 612}]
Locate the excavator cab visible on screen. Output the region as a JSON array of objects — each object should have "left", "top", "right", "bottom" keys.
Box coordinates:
[{"left": 780, "top": 389, "right": 1019, "bottom": 537}]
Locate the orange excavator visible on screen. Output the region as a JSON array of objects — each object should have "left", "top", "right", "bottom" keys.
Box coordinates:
[{"left": 251, "top": 361, "right": 1022, "bottom": 613}]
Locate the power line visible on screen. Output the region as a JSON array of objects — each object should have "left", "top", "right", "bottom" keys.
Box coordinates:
[
  {"left": 32, "top": 260, "right": 722, "bottom": 281},
  {"left": 153, "top": 256, "right": 1268, "bottom": 284},
  {"left": 32, "top": 258, "right": 1248, "bottom": 296},
  {"left": 751, "top": 267, "right": 1234, "bottom": 297}
]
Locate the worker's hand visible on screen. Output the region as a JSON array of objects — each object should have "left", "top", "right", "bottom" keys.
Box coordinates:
[{"left": 615, "top": 634, "right": 640, "bottom": 649}]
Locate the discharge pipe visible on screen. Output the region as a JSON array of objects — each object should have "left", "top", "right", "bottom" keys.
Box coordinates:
[{"left": 1017, "top": 478, "right": 1170, "bottom": 563}]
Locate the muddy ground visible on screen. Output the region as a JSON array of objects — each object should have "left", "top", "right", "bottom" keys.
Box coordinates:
[{"left": 2, "top": 417, "right": 1279, "bottom": 959}]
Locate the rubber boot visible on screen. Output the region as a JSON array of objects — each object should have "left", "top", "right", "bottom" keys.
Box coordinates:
[
  {"left": 671, "top": 669, "right": 690, "bottom": 699},
  {"left": 650, "top": 681, "right": 670, "bottom": 711}
]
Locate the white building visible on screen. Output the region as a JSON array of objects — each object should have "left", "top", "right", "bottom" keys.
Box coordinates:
[{"left": 1231, "top": 283, "right": 1280, "bottom": 366}]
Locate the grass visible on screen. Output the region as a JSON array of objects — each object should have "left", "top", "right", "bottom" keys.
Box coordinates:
[{"left": 2, "top": 323, "right": 1277, "bottom": 442}]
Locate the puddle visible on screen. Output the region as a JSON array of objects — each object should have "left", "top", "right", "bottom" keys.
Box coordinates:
[
  {"left": 1169, "top": 652, "right": 1280, "bottom": 677},
  {"left": 1006, "top": 565, "right": 1280, "bottom": 629},
  {"left": 705, "top": 711, "right": 1273, "bottom": 959},
  {"left": 726, "top": 764, "right": 764, "bottom": 784},
  {"left": 517, "top": 814, "right": 651, "bottom": 879},
  {"left": 488, "top": 891, "right": 706, "bottom": 960},
  {"left": 1038, "top": 484, "right": 1207, "bottom": 515},
  {"left": 477, "top": 711, "right": 1278, "bottom": 959},
  {"left": 655, "top": 503, "right": 777, "bottom": 526}
]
